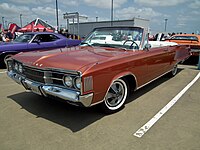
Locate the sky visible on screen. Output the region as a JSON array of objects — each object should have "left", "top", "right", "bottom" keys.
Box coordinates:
[{"left": 0, "top": 0, "right": 200, "bottom": 34}]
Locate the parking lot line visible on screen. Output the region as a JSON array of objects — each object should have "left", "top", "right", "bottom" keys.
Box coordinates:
[
  {"left": 0, "top": 71, "right": 6, "bottom": 74},
  {"left": 133, "top": 72, "right": 200, "bottom": 138}
]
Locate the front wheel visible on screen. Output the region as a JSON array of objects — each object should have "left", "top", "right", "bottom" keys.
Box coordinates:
[{"left": 100, "top": 78, "right": 128, "bottom": 114}]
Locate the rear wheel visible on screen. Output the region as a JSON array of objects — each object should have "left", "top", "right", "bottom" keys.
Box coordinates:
[
  {"left": 168, "top": 64, "right": 178, "bottom": 77},
  {"left": 100, "top": 78, "right": 128, "bottom": 114}
]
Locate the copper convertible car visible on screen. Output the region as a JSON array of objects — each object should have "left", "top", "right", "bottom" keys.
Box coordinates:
[{"left": 6, "top": 27, "right": 190, "bottom": 113}]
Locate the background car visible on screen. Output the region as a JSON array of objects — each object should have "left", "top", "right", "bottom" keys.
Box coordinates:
[
  {"left": 166, "top": 34, "right": 200, "bottom": 63},
  {"left": 0, "top": 32, "right": 81, "bottom": 68}
]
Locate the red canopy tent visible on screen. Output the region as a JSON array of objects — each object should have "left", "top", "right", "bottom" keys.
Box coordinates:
[{"left": 18, "top": 18, "right": 55, "bottom": 32}]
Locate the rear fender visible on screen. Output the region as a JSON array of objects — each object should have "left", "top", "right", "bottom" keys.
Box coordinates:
[{"left": 174, "top": 45, "right": 191, "bottom": 63}]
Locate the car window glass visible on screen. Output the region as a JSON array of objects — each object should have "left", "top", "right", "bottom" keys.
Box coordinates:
[
  {"left": 14, "top": 34, "right": 34, "bottom": 43},
  {"left": 33, "top": 34, "right": 59, "bottom": 43},
  {"left": 48, "top": 34, "right": 59, "bottom": 41}
]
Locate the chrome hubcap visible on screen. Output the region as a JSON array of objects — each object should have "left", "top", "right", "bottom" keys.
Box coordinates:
[{"left": 105, "top": 81, "right": 125, "bottom": 107}]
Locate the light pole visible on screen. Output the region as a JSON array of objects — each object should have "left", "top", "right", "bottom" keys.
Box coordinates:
[
  {"left": 55, "top": 0, "right": 59, "bottom": 31},
  {"left": 20, "top": 14, "right": 23, "bottom": 27},
  {"left": 5, "top": 20, "right": 7, "bottom": 29},
  {"left": 164, "top": 18, "right": 168, "bottom": 32},
  {"left": 111, "top": 0, "right": 113, "bottom": 26},
  {"left": 2, "top": 17, "right": 5, "bottom": 29}
]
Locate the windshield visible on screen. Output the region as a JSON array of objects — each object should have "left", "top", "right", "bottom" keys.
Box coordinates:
[
  {"left": 81, "top": 27, "right": 143, "bottom": 50},
  {"left": 14, "top": 34, "right": 34, "bottom": 43}
]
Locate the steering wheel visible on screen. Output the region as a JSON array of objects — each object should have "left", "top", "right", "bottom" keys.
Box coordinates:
[{"left": 123, "top": 40, "right": 139, "bottom": 49}]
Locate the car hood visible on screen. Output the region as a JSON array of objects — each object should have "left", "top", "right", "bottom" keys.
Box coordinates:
[{"left": 12, "top": 46, "right": 132, "bottom": 73}]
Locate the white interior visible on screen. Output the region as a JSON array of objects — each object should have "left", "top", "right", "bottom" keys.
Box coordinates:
[{"left": 149, "top": 41, "right": 178, "bottom": 48}]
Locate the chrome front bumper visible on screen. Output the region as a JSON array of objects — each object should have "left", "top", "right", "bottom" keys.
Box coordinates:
[{"left": 7, "top": 71, "right": 93, "bottom": 107}]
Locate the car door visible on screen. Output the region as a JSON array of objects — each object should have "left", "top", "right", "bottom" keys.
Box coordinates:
[
  {"left": 144, "top": 46, "right": 169, "bottom": 82},
  {"left": 14, "top": 43, "right": 29, "bottom": 52}
]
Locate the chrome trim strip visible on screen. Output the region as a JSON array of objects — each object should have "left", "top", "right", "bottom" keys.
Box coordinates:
[
  {"left": 43, "top": 71, "right": 52, "bottom": 83},
  {"left": 90, "top": 100, "right": 104, "bottom": 106},
  {"left": 43, "top": 77, "right": 63, "bottom": 81},
  {"left": 119, "top": 73, "right": 138, "bottom": 91}
]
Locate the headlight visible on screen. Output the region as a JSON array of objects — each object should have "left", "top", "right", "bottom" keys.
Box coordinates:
[
  {"left": 14, "top": 63, "right": 18, "bottom": 71},
  {"left": 64, "top": 76, "right": 73, "bottom": 87},
  {"left": 18, "top": 64, "right": 23, "bottom": 73},
  {"left": 74, "top": 77, "right": 81, "bottom": 89},
  {"left": 6, "top": 60, "right": 13, "bottom": 71}
]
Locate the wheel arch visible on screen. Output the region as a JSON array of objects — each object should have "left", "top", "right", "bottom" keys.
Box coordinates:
[
  {"left": 121, "top": 74, "right": 138, "bottom": 93},
  {"left": 106, "top": 72, "right": 138, "bottom": 98},
  {"left": 98, "top": 72, "right": 138, "bottom": 113}
]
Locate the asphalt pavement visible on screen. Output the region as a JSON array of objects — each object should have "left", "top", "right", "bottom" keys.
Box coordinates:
[{"left": 0, "top": 64, "right": 199, "bottom": 150}]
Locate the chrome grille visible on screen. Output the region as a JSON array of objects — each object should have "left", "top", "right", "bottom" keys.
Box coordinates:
[
  {"left": 23, "top": 66, "right": 45, "bottom": 83},
  {"left": 23, "top": 66, "right": 65, "bottom": 86}
]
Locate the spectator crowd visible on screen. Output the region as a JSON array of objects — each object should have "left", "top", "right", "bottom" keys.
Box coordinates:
[{"left": 0, "top": 29, "right": 15, "bottom": 42}]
